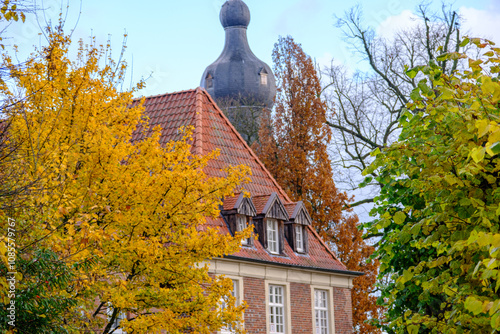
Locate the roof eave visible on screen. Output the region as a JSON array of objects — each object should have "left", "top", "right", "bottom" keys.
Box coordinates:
[{"left": 223, "top": 255, "right": 364, "bottom": 277}]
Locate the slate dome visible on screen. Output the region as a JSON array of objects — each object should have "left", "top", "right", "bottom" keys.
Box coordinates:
[
  {"left": 220, "top": 0, "right": 250, "bottom": 28},
  {"left": 201, "top": 0, "right": 276, "bottom": 108}
]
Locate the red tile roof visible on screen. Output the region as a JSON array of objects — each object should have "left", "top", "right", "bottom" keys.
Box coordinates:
[
  {"left": 284, "top": 203, "right": 296, "bottom": 219},
  {"left": 131, "top": 88, "right": 358, "bottom": 275},
  {"left": 252, "top": 194, "right": 271, "bottom": 215},
  {"left": 222, "top": 194, "right": 240, "bottom": 211},
  {"left": 131, "top": 88, "right": 289, "bottom": 200}
]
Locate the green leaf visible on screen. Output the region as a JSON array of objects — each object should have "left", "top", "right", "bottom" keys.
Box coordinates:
[
  {"left": 460, "top": 37, "right": 470, "bottom": 47},
  {"left": 394, "top": 211, "right": 406, "bottom": 225},
  {"left": 471, "top": 147, "right": 486, "bottom": 163},
  {"left": 406, "top": 67, "right": 421, "bottom": 79},
  {"left": 399, "top": 231, "right": 411, "bottom": 244},
  {"left": 444, "top": 174, "right": 457, "bottom": 185},
  {"left": 403, "top": 269, "right": 413, "bottom": 282},
  {"left": 418, "top": 81, "right": 431, "bottom": 95},
  {"left": 465, "top": 296, "right": 483, "bottom": 315},
  {"left": 481, "top": 76, "right": 500, "bottom": 103},
  {"left": 487, "top": 142, "right": 500, "bottom": 156},
  {"left": 476, "top": 119, "right": 490, "bottom": 138},
  {"left": 491, "top": 311, "right": 500, "bottom": 330},
  {"left": 370, "top": 147, "right": 381, "bottom": 157},
  {"left": 408, "top": 324, "right": 420, "bottom": 334},
  {"left": 410, "top": 88, "right": 422, "bottom": 101},
  {"left": 436, "top": 53, "right": 450, "bottom": 62},
  {"left": 439, "top": 87, "right": 455, "bottom": 100}
]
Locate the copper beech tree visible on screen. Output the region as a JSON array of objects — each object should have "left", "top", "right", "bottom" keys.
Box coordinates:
[
  {"left": 253, "top": 35, "right": 382, "bottom": 333},
  {"left": 0, "top": 27, "right": 251, "bottom": 333}
]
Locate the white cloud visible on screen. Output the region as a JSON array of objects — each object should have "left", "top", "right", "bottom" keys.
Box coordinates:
[
  {"left": 375, "top": 9, "right": 420, "bottom": 40},
  {"left": 372, "top": 4, "right": 500, "bottom": 46},
  {"left": 459, "top": 6, "right": 500, "bottom": 44},
  {"left": 315, "top": 52, "right": 336, "bottom": 70}
]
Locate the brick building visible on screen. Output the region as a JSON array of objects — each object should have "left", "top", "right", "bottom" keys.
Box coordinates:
[{"left": 131, "top": 88, "right": 361, "bottom": 333}]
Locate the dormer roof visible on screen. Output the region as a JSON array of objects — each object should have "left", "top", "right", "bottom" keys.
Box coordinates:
[
  {"left": 253, "top": 192, "right": 289, "bottom": 221},
  {"left": 222, "top": 193, "right": 257, "bottom": 216},
  {"left": 284, "top": 201, "right": 312, "bottom": 226}
]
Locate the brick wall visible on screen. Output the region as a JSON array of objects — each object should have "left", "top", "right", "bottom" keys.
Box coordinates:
[
  {"left": 333, "top": 287, "right": 353, "bottom": 334},
  {"left": 243, "top": 277, "right": 267, "bottom": 333},
  {"left": 290, "top": 282, "right": 313, "bottom": 333},
  {"left": 212, "top": 274, "right": 353, "bottom": 334}
]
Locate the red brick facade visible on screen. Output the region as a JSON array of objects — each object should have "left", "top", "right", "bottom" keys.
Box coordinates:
[
  {"left": 333, "top": 287, "right": 353, "bottom": 334},
  {"left": 242, "top": 277, "right": 267, "bottom": 333},
  {"left": 289, "top": 282, "right": 313, "bottom": 334},
  {"left": 235, "top": 276, "right": 353, "bottom": 333}
]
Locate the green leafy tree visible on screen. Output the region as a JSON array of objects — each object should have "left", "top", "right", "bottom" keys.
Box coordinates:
[
  {"left": 366, "top": 38, "right": 500, "bottom": 332},
  {"left": 0, "top": 249, "right": 78, "bottom": 334}
]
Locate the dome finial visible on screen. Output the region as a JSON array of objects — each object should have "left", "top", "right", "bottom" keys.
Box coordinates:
[{"left": 220, "top": 0, "right": 250, "bottom": 28}]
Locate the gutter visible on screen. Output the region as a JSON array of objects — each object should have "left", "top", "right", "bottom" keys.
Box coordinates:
[{"left": 223, "top": 255, "right": 365, "bottom": 277}]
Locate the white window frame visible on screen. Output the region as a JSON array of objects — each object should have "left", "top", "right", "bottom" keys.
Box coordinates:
[
  {"left": 106, "top": 302, "right": 126, "bottom": 334},
  {"left": 219, "top": 277, "right": 244, "bottom": 334},
  {"left": 236, "top": 214, "right": 249, "bottom": 245},
  {"left": 311, "top": 286, "right": 335, "bottom": 334},
  {"left": 269, "top": 285, "right": 285, "bottom": 334},
  {"left": 295, "top": 224, "right": 304, "bottom": 252},
  {"left": 267, "top": 218, "right": 279, "bottom": 254},
  {"left": 265, "top": 280, "right": 291, "bottom": 334},
  {"left": 260, "top": 72, "right": 268, "bottom": 85},
  {"left": 314, "top": 289, "right": 329, "bottom": 334}
]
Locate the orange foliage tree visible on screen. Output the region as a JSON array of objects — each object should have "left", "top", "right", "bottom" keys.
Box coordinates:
[{"left": 253, "top": 35, "right": 382, "bottom": 333}]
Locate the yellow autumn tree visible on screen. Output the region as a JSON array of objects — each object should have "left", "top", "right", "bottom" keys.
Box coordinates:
[{"left": 0, "top": 26, "right": 250, "bottom": 333}]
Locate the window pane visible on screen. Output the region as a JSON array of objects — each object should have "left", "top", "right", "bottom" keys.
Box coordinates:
[
  {"left": 267, "top": 219, "right": 279, "bottom": 254},
  {"left": 260, "top": 73, "right": 268, "bottom": 85},
  {"left": 236, "top": 215, "right": 248, "bottom": 245},
  {"left": 314, "top": 290, "right": 329, "bottom": 334},
  {"left": 295, "top": 225, "right": 304, "bottom": 252},
  {"left": 269, "top": 285, "right": 285, "bottom": 334}
]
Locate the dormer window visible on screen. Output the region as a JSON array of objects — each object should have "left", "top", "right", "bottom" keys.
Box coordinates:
[
  {"left": 252, "top": 193, "right": 289, "bottom": 255},
  {"left": 206, "top": 73, "right": 213, "bottom": 88},
  {"left": 284, "top": 201, "right": 311, "bottom": 254},
  {"left": 221, "top": 193, "right": 257, "bottom": 247},
  {"left": 236, "top": 214, "right": 250, "bottom": 246},
  {"left": 259, "top": 68, "right": 268, "bottom": 85},
  {"left": 267, "top": 218, "right": 279, "bottom": 254},
  {"left": 295, "top": 225, "right": 304, "bottom": 252}
]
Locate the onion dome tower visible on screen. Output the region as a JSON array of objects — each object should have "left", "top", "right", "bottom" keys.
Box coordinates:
[
  {"left": 201, "top": 0, "right": 276, "bottom": 108},
  {"left": 201, "top": 0, "right": 276, "bottom": 144}
]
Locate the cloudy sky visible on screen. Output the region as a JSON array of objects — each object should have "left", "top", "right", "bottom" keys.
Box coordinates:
[{"left": 9, "top": 0, "right": 500, "bottom": 97}]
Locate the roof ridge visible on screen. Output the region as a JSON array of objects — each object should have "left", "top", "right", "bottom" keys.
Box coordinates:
[
  {"left": 198, "top": 87, "right": 291, "bottom": 202},
  {"left": 133, "top": 88, "right": 198, "bottom": 101},
  {"left": 194, "top": 88, "right": 204, "bottom": 155}
]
